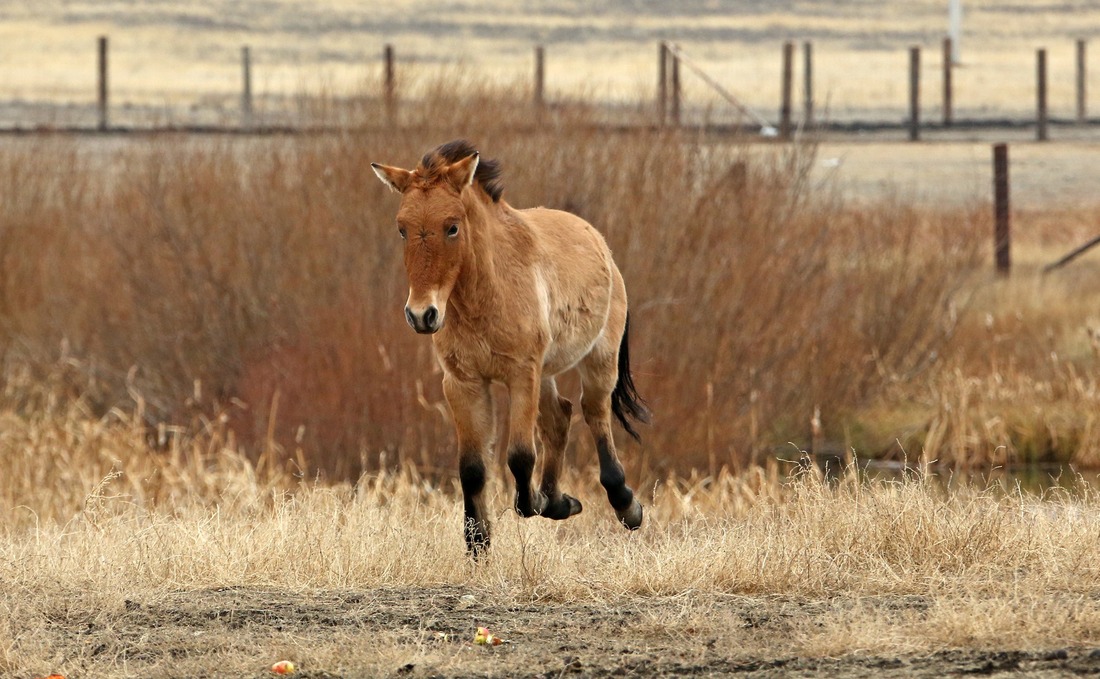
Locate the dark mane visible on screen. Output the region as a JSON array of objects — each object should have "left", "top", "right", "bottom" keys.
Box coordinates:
[{"left": 419, "top": 139, "right": 504, "bottom": 202}]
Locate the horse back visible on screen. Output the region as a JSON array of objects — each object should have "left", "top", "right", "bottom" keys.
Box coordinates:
[{"left": 517, "top": 207, "right": 619, "bottom": 374}]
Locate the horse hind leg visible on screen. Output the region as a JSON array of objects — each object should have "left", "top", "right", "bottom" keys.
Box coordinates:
[
  {"left": 580, "top": 351, "right": 643, "bottom": 530},
  {"left": 536, "top": 377, "right": 583, "bottom": 520}
]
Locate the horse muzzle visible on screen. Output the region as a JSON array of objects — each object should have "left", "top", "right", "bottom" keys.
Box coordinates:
[{"left": 405, "top": 304, "right": 443, "bottom": 334}]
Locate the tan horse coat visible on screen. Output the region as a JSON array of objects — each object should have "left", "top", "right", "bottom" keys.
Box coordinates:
[{"left": 372, "top": 140, "right": 647, "bottom": 554}]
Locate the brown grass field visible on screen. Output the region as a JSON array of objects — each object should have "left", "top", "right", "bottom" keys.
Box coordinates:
[
  {"left": 1, "top": 91, "right": 1100, "bottom": 676},
  {"left": 5, "top": 404, "right": 1100, "bottom": 677},
  {"left": 3, "top": 2, "right": 1100, "bottom": 677},
  {"left": 6, "top": 399, "right": 1100, "bottom": 678}
]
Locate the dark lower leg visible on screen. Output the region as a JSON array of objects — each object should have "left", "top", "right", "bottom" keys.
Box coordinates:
[
  {"left": 508, "top": 444, "right": 546, "bottom": 517},
  {"left": 443, "top": 377, "right": 495, "bottom": 555},
  {"left": 577, "top": 315, "right": 643, "bottom": 529},
  {"left": 596, "top": 435, "right": 636, "bottom": 513},
  {"left": 538, "top": 394, "right": 582, "bottom": 520},
  {"left": 459, "top": 455, "right": 490, "bottom": 555},
  {"left": 584, "top": 399, "right": 643, "bottom": 530}
]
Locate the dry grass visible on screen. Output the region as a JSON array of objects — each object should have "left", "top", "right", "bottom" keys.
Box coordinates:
[
  {"left": 3, "top": 9, "right": 1100, "bottom": 677},
  {"left": 0, "top": 80, "right": 1098, "bottom": 478},
  {"left": 1, "top": 81, "right": 1099, "bottom": 474},
  {"left": 0, "top": 85, "right": 993, "bottom": 477},
  {"left": 853, "top": 203, "right": 1100, "bottom": 468},
  {"left": 3, "top": 402, "right": 1100, "bottom": 677}
]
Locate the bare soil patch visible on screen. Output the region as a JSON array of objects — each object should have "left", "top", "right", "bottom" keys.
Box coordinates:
[{"left": 40, "top": 586, "right": 1100, "bottom": 678}]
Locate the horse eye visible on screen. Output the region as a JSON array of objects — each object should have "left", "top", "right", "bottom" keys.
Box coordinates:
[
  {"left": 446, "top": 224, "right": 460, "bottom": 237},
  {"left": 398, "top": 228, "right": 407, "bottom": 240}
]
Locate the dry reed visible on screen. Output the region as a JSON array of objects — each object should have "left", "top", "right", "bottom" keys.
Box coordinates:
[{"left": 0, "top": 81, "right": 1001, "bottom": 478}]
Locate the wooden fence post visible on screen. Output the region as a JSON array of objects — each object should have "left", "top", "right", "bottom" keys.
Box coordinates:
[
  {"left": 97, "top": 36, "right": 108, "bottom": 131},
  {"left": 943, "top": 37, "right": 953, "bottom": 127},
  {"left": 670, "top": 44, "right": 681, "bottom": 127},
  {"left": 1077, "top": 39, "right": 1087, "bottom": 124},
  {"left": 241, "top": 46, "right": 253, "bottom": 129},
  {"left": 909, "top": 46, "right": 920, "bottom": 141},
  {"left": 384, "top": 44, "right": 396, "bottom": 125},
  {"left": 803, "top": 41, "right": 814, "bottom": 129},
  {"left": 993, "top": 143, "right": 1011, "bottom": 275},
  {"left": 780, "top": 41, "right": 794, "bottom": 139},
  {"left": 1037, "top": 48, "right": 1048, "bottom": 141},
  {"left": 534, "top": 45, "right": 545, "bottom": 110},
  {"left": 657, "top": 42, "right": 668, "bottom": 126}
]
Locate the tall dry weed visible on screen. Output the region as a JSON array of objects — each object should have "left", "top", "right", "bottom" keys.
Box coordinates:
[{"left": 0, "top": 85, "right": 988, "bottom": 477}]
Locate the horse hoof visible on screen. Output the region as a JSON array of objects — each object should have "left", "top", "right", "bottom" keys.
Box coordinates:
[
  {"left": 464, "top": 520, "right": 491, "bottom": 557},
  {"left": 542, "top": 493, "right": 583, "bottom": 520},
  {"left": 565, "top": 494, "right": 583, "bottom": 517},
  {"left": 466, "top": 539, "right": 490, "bottom": 560},
  {"left": 616, "top": 499, "right": 643, "bottom": 530},
  {"left": 514, "top": 490, "right": 547, "bottom": 518}
]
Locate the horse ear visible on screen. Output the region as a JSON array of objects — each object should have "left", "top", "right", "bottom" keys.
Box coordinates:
[
  {"left": 371, "top": 163, "right": 414, "bottom": 193},
  {"left": 445, "top": 153, "right": 479, "bottom": 193}
]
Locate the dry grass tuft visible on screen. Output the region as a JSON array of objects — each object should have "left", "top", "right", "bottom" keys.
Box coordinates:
[{"left": 3, "top": 405, "right": 1100, "bottom": 676}]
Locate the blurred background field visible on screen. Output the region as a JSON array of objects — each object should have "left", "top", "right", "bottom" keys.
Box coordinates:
[
  {"left": 3, "top": 4, "right": 1100, "bottom": 676},
  {"left": 0, "top": 1, "right": 1097, "bottom": 481},
  {"left": 2, "top": 0, "right": 1100, "bottom": 127},
  {"left": 0, "top": 111, "right": 1098, "bottom": 482}
]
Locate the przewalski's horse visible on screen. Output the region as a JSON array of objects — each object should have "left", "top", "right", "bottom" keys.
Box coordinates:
[{"left": 371, "top": 140, "right": 649, "bottom": 555}]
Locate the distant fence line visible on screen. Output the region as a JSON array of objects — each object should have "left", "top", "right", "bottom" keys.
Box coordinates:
[
  {"left": 14, "top": 35, "right": 1100, "bottom": 139},
  {"left": 17, "top": 35, "right": 1087, "bottom": 277}
]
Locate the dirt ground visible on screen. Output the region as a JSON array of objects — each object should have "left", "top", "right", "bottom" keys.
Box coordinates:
[{"left": 37, "top": 586, "right": 1100, "bottom": 678}]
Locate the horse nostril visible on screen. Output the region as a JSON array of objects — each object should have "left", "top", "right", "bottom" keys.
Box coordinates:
[
  {"left": 423, "top": 306, "right": 438, "bottom": 328},
  {"left": 405, "top": 306, "right": 416, "bottom": 328}
]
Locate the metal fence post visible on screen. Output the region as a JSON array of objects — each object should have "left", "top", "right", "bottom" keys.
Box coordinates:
[
  {"left": 1037, "top": 48, "right": 1048, "bottom": 141},
  {"left": 241, "top": 46, "right": 253, "bottom": 129},
  {"left": 993, "top": 143, "right": 1011, "bottom": 275},
  {"left": 97, "top": 36, "right": 108, "bottom": 131},
  {"left": 909, "top": 46, "right": 920, "bottom": 141},
  {"left": 780, "top": 41, "right": 794, "bottom": 139}
]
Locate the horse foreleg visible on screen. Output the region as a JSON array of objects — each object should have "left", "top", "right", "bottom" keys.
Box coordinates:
[
  {"left": 443, "top": 376, "right": 495, "bottom": 556},
  {"left": 506, "top": 365, "right": 548, "bottom": 518},
  {"left": 537, "top": 377, "right": 583, "bottom": 520}
]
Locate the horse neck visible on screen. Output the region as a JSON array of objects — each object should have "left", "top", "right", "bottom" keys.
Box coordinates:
[{"left": 450, "top": 192, "right": 503, "bottom": 322}]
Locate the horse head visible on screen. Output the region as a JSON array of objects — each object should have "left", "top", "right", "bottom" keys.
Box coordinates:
[{"left": 371, "top": 148, "right": 480, "bottom": 334}]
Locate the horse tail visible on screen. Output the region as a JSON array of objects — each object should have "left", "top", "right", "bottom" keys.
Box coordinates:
[{"left": 611, "top": 313, "right": 650, "bottom": 442}]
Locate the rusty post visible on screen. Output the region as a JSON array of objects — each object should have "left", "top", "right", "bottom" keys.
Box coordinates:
[
  {"left": 1077, "top": 39, "right": 1087, "bottom": 124},
  {"left": 943, "top": 37, "right": 953, "bottom": 127},
  {"left": 97, "top": 36, "right": 108, "bottom": 131},
  {"left": 534, "top": 45, "right": 545, "bottom": 110},
  {"left": 1037, "top": 48, "right": 1048, "bottom": 141},
  {"left": 780, "top": 41, "right": 794, "bottom": 139},
  {"left": 658, "top": 41, "right": 668, "bottom": 126},
  {"left": 803, "top": 41, "right": 814, "bottom": 129},
  {"left": 909, "top": 46, "right": 920, "bottom": 141},
  {"left": 993, "top": 143, "right": 1011, "bottom": 275},
  {"left": 670, "top": 45, "right": 681, "bottom": 127},
  {"left": 384, "top": 44, "right": 396, "bottom": 125},
  {"left": 241, "top": 45, "right": 253, "bottom": 129}
]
